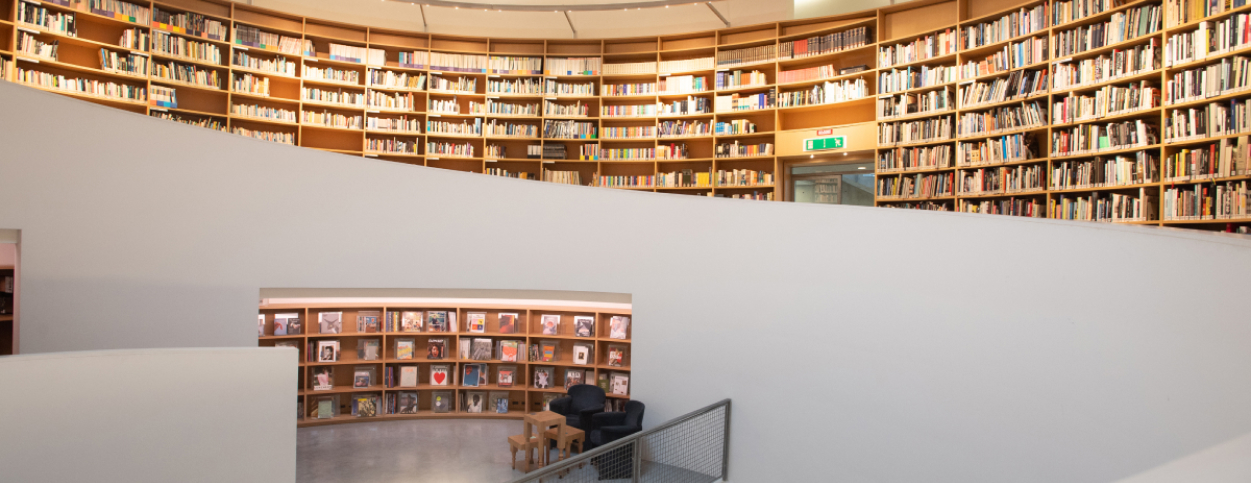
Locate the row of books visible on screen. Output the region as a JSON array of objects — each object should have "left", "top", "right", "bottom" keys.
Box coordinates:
[
  {"left": 16, "top": 31, "right": 59, "bottom": 61},
  {"left": 958, "top": 133, "right": 1037, "bottom": 166},
  {"left": 97, "top": 48, "right": 147, "bottom": 77},
  {"left": 1052, "top": 81, "right": 1160, "bottom": 124},
  {"left": 876, "top": 172, "right": 954, "bottom": 199},
  {"left": 18, "top": 67, "right": 147, "bottom": 101},
  {"left": 779, "top": 26, "right": 869, "bottom": 60},
  {"left": 1163, "top": 182, "right": 1251, "bottom": 219},
  {"left": 545, "top": 56, "right": 601, "bottom": 76},
  {"left": 878, "top": 29, "right": 957, "bottom": 68},
  {"left": 304, "top": 65, "right": 359, "bottom": 85},
  {"left": 957, "top": 69, "right": 1047, "bottom": 108},
  {"left": 878, "top": 116, "right": 954, "bottom": 146},
  {"left": 956, "top": 102, "right": 1046, "bottom": 137},
  {"left": 716, "top": 44, "right": 775, "bottom": 67},
  {"left": 660, "top": 96, "right": 711, "bottom": 115},
  {"left": 601, "top": 104, "right": 657, "bottom": 118},
  {"left": 1049, "top": 189, "right": 1155, "bottom": 222},
  {"left": 489, "top": 100, "right": 539, "bottom": 116},
  {"left": 1054, "top": 0, "right": 1131, "bottom": 26},
  {"left": 428, "top": 119, "right": 482, "bottom": 136},
  {"left": 150, "top": 110, "right": 226, "bottom": 130},
  {"left": 775, "top": 79, "right": 866, "bottom": 108},
  {"left": 1162, "top": 0, "right": 1250, "bottom": 29},
  {"left": 657, "top": 120, "right": 709, "bottom": 137},
  {"left": 603, "top": 126, "right": 656, "bottom": 139},
  {"left": 957, "top": 198, "right": 1042, "bottom": 216},
  {"left": 543, "top": 120, "right": 597, "bottom": 139},
  {"left": 368, "top": 138, "right": 418, "bottom": 154},
  {"left": 430, "top": 75, "right": 477, "bottom": 93},
  {"left": 544, "top": 100, "right": 590, "bottom": 117},
  {"left": 714, "top": 90, "right": 775, "bottom": 112},
  {"left": 488, "top": 77, "right": 543, "bottom": 95},
  {"left": 657, "top": 169, "right": 711, "bottom": 188},
  {"left": 430, "top": 52, "right": 488, "bottom": 73},
  {"left": 302, "top": 110, "right": 361, "bottom": 129},
  {"left": 715, "top": 70, "right": 768, "bottom": 90},
  {"left": 486, "top": 168, "right": 536, "bottom": 179},
  {"left": 958, "top": 37, "right": 1049, "bottom": 79},
  {"left": 603, "top": 82, "right": 655, "bottom": 96},
  {"left": 956, "top": 165, "right": 1045, "bottom": 195},
  {"left": 120, "top": 27, "right": 148, "bottom": 50},
  {"left": 232, "top": 51, "right": 297, "bottom": 76},
  {"left": 1164, "top": 54, "right": 1251, "bottom": 105},
  {"left": 1050, "top": 119, "right": 1157, "bottom": 156},
  {"left": 327, "top": 43, "right": 385, "bottom": 65},
  {"left": 714, "top": 119, "right": 756, "bottom": 135},
  {"left": 1052, "top": 40, "right": 1161, "bottom": 90},
  {"left": 233, "top": 126, "right": 294, "bottom": 144},
  {"left": 489, "top": 55, "right": 543, "bottom": 74},
  {"left": 1163, "top": 136, "right": 1251, "bottom": 180},
  {"left": 152, "top": 60, "right": 221, "bottom": 88},
  {"left": 1052, "top": 152, "right": 1158, "bottom": 189},
  {"left": 544, "top": 170, "right": 582, "bottom": 185},
  {"left": 878, "top": 90, "right": 952, "bottom": 119},
  {"left": 88, "top": 0, "right": 150, "bottom": 24},
  {"left": 659, "top": 57, "right": 714, "bottom": 73},
  {"left": 17, "top": 3, "right": 77, "bottom": 36},
  {"left": 658, "top": 75, "right": 709, "bottom": 93},
  {"left": 1164, "top": 14, "right": 1251, "bottom": 67},
  {"left": 231, "top": 103, "right": 294, "bottom": 121},
  {"left": 1052, "top": 4, "right": 1161, "bottom": 58},
  {"left": 877, "top": 65, "right": 959, "bottom": 95},
  {"left": 714, "top": 141, "right": 773, "bottom": 158},
  {"left": 302, "top": 87, "right": 364, "bottom": 106},
  {"left": 232, "top": 24, "right": 312, "bottom": 56},
  {"left": 149, "top": 85, "right": 175, "bottom": 108},
  {"left": 877, "top": 145, "right": 952, "bottom": 172},
  {"left": 368, "top": 91, "right": 417, "bottom": 111},
  {"left": 153, "top": 6, "right": 226, "bottom": 41},
  {"left": 426, "top": 141, "right": 474, "bottom": 157},
  {"left": 961, "top": 4, "right": 1048, "bottom": 50},
  {"left": 152, "top": 31, "right": 222, "bottom": 64},
  {"left": 603, "top": 61, "right": 656, "bottom": 75}
]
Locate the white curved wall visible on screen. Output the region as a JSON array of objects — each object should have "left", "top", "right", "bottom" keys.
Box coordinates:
[
  {"left": 1, "top": 82, "right": 1250, "bottom": 482},
  {"left": 0, "top": 348, "right": 295, "bottom": 482}
]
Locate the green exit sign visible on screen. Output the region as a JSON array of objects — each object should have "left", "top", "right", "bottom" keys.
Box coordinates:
[{"left": 804, "top": 136, "right": 846, "bottom": 151}]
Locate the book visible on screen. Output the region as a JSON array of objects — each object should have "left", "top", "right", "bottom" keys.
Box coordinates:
[
  {"left": 463, "top": 364, "right": 481, "bottom": 387},
  {"left": 574, "top": 316, "right": 594, "bottom": 337},
  {"left": 432, "top": 391, "right": 451, "bottom": 413},
  {"left": 275, "top": 313, "right": 300, "bottom": 335},
  {"left": 317, "top": 397, "right": 334, "bottom": 419},
  {"left": 565, "top": 368, "right": 584, "bottom": 389},
  {"left": 313, "top": 367, "right": 334, "bottom": 390},
  {"left": 541, "top": 314, "right": 560, "bottom": 335},
  {"left": 430, "top": 365, "right": 450, "bottom": 386},
  {"left": 471, "top": 338, "right": 493, "bottom": 360},
  {"left": 317, "top": 340, "right": 340, "bottom": 363},
  {"left": 354, "top": 395, "right": 378, "bottom": 417},
  {"left": 449, "top": 311, "right": 458, "bottom": 332},
  {"left": 427, "top": 338, "right": 447, "bottom": 359},
  {"left": 498, "top": 313, "right": 518, "bottom": 334},
  {"left": 397, "top": 391, "right": 419, "bottom": 414},
  {"left": 534, "top": 367, "right": 553, "bottom": 389},
  {"left": 258, "top": 314, "right": 265, "bottom": 336},
  {"left": 611, "top": 372, "right": 630, "bottom": 396},
  {"left": 541, "top": 342, "right": 557, "bottom": 362},
  {"left": 319, "top": 312, "right": 343, "bottom": 334},
  {"left": 542, "top": 393, "right": 559, "bottom": 411},
  {"left": 467, "top": 312, "right": 486, "bottom": 333},
  {"left": 399, "top": 366, "right": 417, "bottom": 387},
  {"left": 498, "top": 366, "right": 515, "bottom": 387},
  {"left": 608, "top": 345, "right": 626, "bottom": 367},
  {"left": 427, "top": 311, "right": 448, "bottom": 332},
  {"left": 465, "top": 391, "right": 486, "bottom": 413},
  {"left": 459, "top": 339, "right": 470, "bottom": 359},
  {"left": 500, "top": 340, "right": 519, "bottom": 362},
  {"left": 597, "top": 373, "right": 609, "bottom": 392},
  {"left": 396, "top": 339, "right": 414, "bottom": 360},
  {"left": 401, "top": 311, "right": 423, "bottom": 332},
  {"left": 529, "top": 344, "right": 539, "bottom": 362},
  {"left": 572, "top": 343, "right": 591, "bottom": 365},
  {"left": 609, "top": 316, "right": 630, "bottom": 339},
  {"left": 354, "top": 368, "right": 372, "bottom": 388},
  {"left": 491, "top": 391, "right": 510, "bottom": 414},
  {"left": 358, "top": 339, "right": 380, "bottom": 361},
  {"left": 358, "top": 311, "right": 381, "bottom": 333}
]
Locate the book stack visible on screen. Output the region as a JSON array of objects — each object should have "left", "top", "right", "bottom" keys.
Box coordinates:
[
  {"left": 398, "top": 51, "right": 428, "bottom": 69},
  {"left": 1164, "top": 137, "right": 1251, "bottom": 181},
  {"left": 599, "top": 174, "right": 654, "bottom": 188},
  {"left": 17, "top": 32, "right": 59, "bottom": 61},
  {"left": 232, "top": 103, "right": 296, "bottom": 122},
  {"left": 776, "top": 78, "right": 866, "bottom": 108},
  {"left": 304, "top": 64, "right": 359, "bottom": 84},
  {"left": 1051, "top": 189, "right": 1154, "bottom": 221},
  {"left": 714, "top": 89, "right": 775, "bottom": 112},
  {"left": 777, "top": 64, "right": 837, "bottom": 84},
  {"left": 488, "top": 77, "right": 543, "bottom": 95},
  {"left": 601, "top": 147, "right": 656, "bottom": 160},
  {"left": 878, "top": 90, "right": 952, "bottom": 119},
  {"left": 660, "top": 96, "right": 711, "bottom": 115},
  {"left": 877, "top": 29, "right": 957, "bottom": 68},
  {"left": 151, "top": 60, "right": 220, "bottom": 88},
  {"left": 1051, "top": 41, "right": 1160, "bottom": 91},
  {"left": 658, "top": 120, "right": 709, "bottom": 137},
  {"left": 544, "top": 100, "right": 590, "bottom": 117},
  {"left": 301, "top": 87, "right": 365, "bottom": 107},
  {"left": 715, "top": 70, "right": 768, "bottom": 90},
  {"left": 89, "top": 0, "right": 150, "bottom": 24},
  {"left": 426, "top": 141, "right": 474, "bottom": 157},
  {"left": 879, "top": 145, "right": 952, "bottom": 172},
  {"left": 232, "top": 73, "right": 270, "bottom": 95},
  {"left": 1164, "top": 0, "right": 1251, "bottom": 27},
  {"left": 1050, "top": 120, "right": 1157, "bottom": 157},
  {"left": 16, "top": 3, "right": 77, "bottom": 36},
  {"left": 367, "top": 91, "right": 415, "bottom": 111},
  {"left": 1051, "top": 152, "right": 1158, "bottom": 189},
  {"left": 544, "top": 79, "right": 595, "bottom": 96},
  {"left": 1164, "top": 55, "right": 1251, "bottom": 105},
  {"left": 657, "top": 143, "right": 689, "bottom": 160},
  {"left": 715, "top": 169, "right": 773, "bottom": 186},
  {"left": 714, "top": 119, "right": 756, "bottom": 135},
  {"left": 484, "top": 120, "right": 536, "bottom": 138},
  {"left": 957, "top": 134, "right": 1034, "bottom": 166},
  {"left": 875, "top": 172, "right": 954, "bottom": 199},
  {"left": 232, "top": 51, "right": 296, "bottom": 76},
  {"left": 486, "top": 168, "right": 535, "bottom": 179},
  {"left": 430, "top": 75, "right": 477, "bottom": 93},
  {"left": 233, "top": 127, "right": 294, "bottom": 145},
  {"left": 368, "top": 137, "right": 420, "bottom": 154},
  {"left": 100, "top": 49, "right": 150, "bottom": 77},
  {"left": 957, "top": 70, "right": 1047, "bottom": 108},
  {"left": 956, "top": 102, "right": 1045, "bottom": 137},
  {"left": 779, "top": 26, "right": 869, "bottom": 60},
  {"left": 656, "top": 169, "right": 712, "bottom": 187},
  {"left": 601, "top": 104, "right": 656, "bottom": 118},
  {"left": 876, "top": 65, "right": 959, "bottom": 94},
  {"left": 1052, "top": 4, "right": 1161, "bottom": 58},
  {"left": 1053, "top": 81, "right": 1160, "bottom": 125},
  {"left": 150, "top": 111, "right": 226, "bottom": 131},
  {"left": 658, "top": 75, "right": 707, "bottom": 94},
  {"left": 602, "top": 126, "right": 656, "bottom": 139},
  {"left": 367, "top": 115, "right": 421, "bottom": 133},
  {"left": 956, "top": 165, "right": 1044, "bottom": 195},
  {"left": 877, "top": 116, "right": 954, "bottom": 146},
  {"left": 1053, "top": 0, "right": 1118, "bottom": 25},
  {"left": 960, "top": 5, "right": 1047, "bottom": 50},
  {"left": 957, "top": 197, "right": 1042, "bottom": 216},
  {"left": 543, "top": 120, "right": 597, "bottom": 139},
  {"left": 544, "top": 170, "right": 582, "bottom": 185},
  {"left": 714, "top": 141, "right": 773, "bottom": 158},
  {"left": 427, "top": 119, "right": 482, "bottom": 136},
  {"left": 119, "top": 28, "right": 148, "bottom": 50},
  {"left": 488, "top": 100, "right": 540, "bottom": 116},
  {"left": 602, "top": 82, "right": 655, "bottom": 96},
  {"left": 152, "top": 31, "right": 222, "bottom": 64},
  {"left": 150, "top": 85, "right": 177, "bottom": 108}
]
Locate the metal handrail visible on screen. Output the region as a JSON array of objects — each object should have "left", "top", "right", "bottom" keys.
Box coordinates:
[{"left": 509, "top": 398, "right": 732, "bottom": 482}]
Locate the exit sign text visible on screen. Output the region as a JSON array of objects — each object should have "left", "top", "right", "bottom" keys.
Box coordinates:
[{"left": 804, "top": 136, "right": 846, "bottom": 151}]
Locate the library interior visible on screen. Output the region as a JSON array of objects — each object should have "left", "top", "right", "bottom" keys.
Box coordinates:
[{"left": 0, "top": 0, "right": 1248, "bottom": 481}]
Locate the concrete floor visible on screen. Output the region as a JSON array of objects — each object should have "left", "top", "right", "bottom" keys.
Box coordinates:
[{"left": 297, "top": 419, "right": 528, "bottom": 483}]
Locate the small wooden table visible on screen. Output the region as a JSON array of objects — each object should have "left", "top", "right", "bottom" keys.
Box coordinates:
[
  {"left": 543, "top": 425, "right": 586, "bottom": 461},
  {"left": 526, "top": 411, "right": 565, "bottom": 467}
]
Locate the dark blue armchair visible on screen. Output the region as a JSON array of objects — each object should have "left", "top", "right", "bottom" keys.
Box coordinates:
[
  {"left": 547, "top": 384, "right": 605, "bottom": 430},
  {"left": 587, "top": 400, "right": 645, "bottom": 448}
]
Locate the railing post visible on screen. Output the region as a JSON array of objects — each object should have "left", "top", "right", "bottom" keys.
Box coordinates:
[
  {"left": 721, "top": 399, "right": 731, "bottom": 481},
  {"left": 632, "top": 438, "right": 643, "bottom": 482}
]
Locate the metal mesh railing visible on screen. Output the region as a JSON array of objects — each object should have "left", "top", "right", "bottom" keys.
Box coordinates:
[{"left": 509, "top": 399, "right": 731, "bottom": 483}]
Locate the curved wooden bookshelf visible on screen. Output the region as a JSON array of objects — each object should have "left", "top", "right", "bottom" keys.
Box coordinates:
[
  {"left": 260, "top": 302, "right": 632, "bottom": 426},
  {"left": 1, "top": 0, "right": 1249, "bottom": 229}
]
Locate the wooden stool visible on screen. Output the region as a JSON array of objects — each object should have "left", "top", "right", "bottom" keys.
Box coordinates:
[
  {"left": 526, "top": 411, "right": 565, "bottom": 467},
  {"left": 508, "top": 434, "right": 540, "bottom": 472},
  {"left": 543, "top": 425, "right": 586, "bottom": 461}
]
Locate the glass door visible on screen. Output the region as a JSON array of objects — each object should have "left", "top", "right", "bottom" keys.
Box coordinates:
[{"left": 789, "top": 162, "right": 873, "bottom": 206}]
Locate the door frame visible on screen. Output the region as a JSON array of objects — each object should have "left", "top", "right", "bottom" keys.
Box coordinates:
[{"left": 780, "top": 151, "right": 875, "bottom": 202}]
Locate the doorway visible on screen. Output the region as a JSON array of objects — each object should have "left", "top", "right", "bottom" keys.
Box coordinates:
[{"left": 783, "top": 156, "right": 875, "bottom": 206}]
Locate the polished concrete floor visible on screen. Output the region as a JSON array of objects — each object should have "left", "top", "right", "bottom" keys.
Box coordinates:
[{"left": 297, "top": 419, "right": 527, "bottom": 483}]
